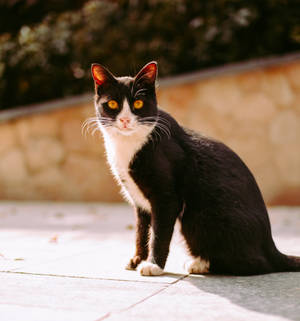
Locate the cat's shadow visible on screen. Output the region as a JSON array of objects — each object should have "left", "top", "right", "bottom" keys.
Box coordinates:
[{"left": 164, "top": 272, "right": 300, "bottom": 320}]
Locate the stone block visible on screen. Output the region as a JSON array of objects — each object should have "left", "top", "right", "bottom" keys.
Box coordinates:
[
  {"left": 233, "top": 92, "right": 276, "bottom": 123},
  {"left": 291, "top": 93, "right": 300, "bottom": 115},
  {"left": 79, "top": 102, "right": 95, "bottom": 118},
  {"left": 237, "top": 70, "right": 266, "bottom": 93},
  {"left": 0, "top": 148, "right": 28, "bottom": 186},
  {"left": 270, "top": 186, "right": 300, "bottom": 206},
  {"left": 223, "top": 121, "right": 279, "bottom": 204},
  {"left": 270, "top": 111, "right": 300, "bottom": 186},
  {"left": 270, "top": 110, "right": 300, "bottom": 145},
  {"left": 261, "top": 71, "right": 294, "bottom": 107},
  {"left": 186, "top": 97, "right": 237, "bottom": 141},
  {"left": 81, "top": 169, "right": 121, "bottom": 202},
  {"left": 63, "top": 154, "right": 121, "bottom": 202},
  {"left": 1, "top": 184, "right": 42, "bottom": 200},
  {"left": 15, "top": 118, "right": 31, "bottom": 146},
  {"left": 196, "top": 77, "right": 242, "bottom": 116},
  {"left": 54, "top": 105, "right": 88, "bottom": 122},
  {"left": 285, "top": 62, "right": 300, "bottom": 90},
  {"left": 30, "top": 114, "right": 59, "bottom": 137},
  {"left": 31, "top": 167, "right": 67, "bottom": 200},
  {"left": 226, "top": 125, "right": 272, "bottom": 170},
  {"left": 0, "top": 122, "right": 16, "bottom": 154},
  {"left": 274, "top": 143, "right": 300, "bottom": 186},
  {"left": 25, "top": 137, "right": 65, "bottom": 172},
  {"left": 61, "top": 118, "right": 104, "bottom": 157},
  {"left": 186, "top": 105, "right": 221, "bottom": 137},
  {"left": 157, "top": 83, "right": 197, "bottom": 125}
]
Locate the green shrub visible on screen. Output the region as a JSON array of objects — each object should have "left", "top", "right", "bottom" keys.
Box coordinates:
[
  {"left": 0, "top": 0, "right": 88, "bottom": 34},
  {"left": 0, "top": 0, "right": 299, "bottom": 109}
]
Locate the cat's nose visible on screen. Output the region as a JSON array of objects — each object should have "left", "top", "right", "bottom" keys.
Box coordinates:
[{"left": 119, "top": 117, "right": 131, "bottom": 127}]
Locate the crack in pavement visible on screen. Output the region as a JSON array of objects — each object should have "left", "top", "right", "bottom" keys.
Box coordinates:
[
  {"left": 94, "top": 274, "right": 189, "bottom": 321},
  {"left": 1, "top": 270, "right": 183, "bottom": 284}
]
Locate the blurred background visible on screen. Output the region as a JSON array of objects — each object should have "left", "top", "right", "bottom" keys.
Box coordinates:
[{"left": 0, "top": 0, "right": 299, "bottom": 205}]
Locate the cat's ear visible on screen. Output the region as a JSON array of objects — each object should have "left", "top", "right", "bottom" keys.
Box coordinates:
[
  {"left": 91, "top": 63, "right": 115, "bottom": 87},
  {"left": 135, "top": 61, "right": 157, "bottom": 86}
]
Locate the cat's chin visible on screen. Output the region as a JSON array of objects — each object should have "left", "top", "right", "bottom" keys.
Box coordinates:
[
  {"left": 103, "top": 126, "right": 137, "bottom": 136},
  {"left": 115, "top": 128, "right": 137, "bottom": 136}
]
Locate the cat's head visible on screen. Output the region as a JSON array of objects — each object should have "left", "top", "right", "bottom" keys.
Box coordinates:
[{"left": 91, "top": 62, "right": 158, "bottom": 136}]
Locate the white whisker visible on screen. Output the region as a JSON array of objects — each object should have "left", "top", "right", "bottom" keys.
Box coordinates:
[
  {"left": 82, "top": 117, "right": 99, "bottom": 137},
  {"left": 138, "top": 115, "right": 171, "bottom": 143},
  {"left": 91, "top": 126, "right": 100, "bottom": 137},
  {"left": 82, "top": 116, "right": 113, "bottom": 138}
]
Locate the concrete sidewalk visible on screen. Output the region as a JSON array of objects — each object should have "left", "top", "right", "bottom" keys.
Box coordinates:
[{"left": 0, "top": 202, "right": 299, "bottom": 321}]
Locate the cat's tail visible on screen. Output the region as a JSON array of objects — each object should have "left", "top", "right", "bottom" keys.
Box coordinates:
[
  {"left": 279, "top": 254, "right": 300, "bottom": 272},
  {"left": 270, "top": 248, "right": 300, "bottom": 272}
]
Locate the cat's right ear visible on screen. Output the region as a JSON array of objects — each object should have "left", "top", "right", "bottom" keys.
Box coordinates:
[
  {"left": 134, "top": 61, "right": 157, "bottom": 87},
  {"left": 91, "top": 64, "right": 115, "bottom": 89}
]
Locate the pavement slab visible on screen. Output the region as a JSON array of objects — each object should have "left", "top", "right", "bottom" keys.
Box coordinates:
[
  {"left": 0, "top": 202, "right": 188, "bottom": 283},
  {"left": 106, "top": 273, "right": 300, "bottom": 321},
  {"left": 0, "top": 202, "right": 299, "bottom": 321},
  {"left": 0, "top": 272, "right": 168, "bottom": 321}
]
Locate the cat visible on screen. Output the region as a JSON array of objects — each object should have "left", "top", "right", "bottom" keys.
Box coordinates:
[{"left": 90, "top": 61, "right": 300, "bottom": 276}]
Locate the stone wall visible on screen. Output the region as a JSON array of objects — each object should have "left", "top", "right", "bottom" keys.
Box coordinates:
[
  {"left": 0, "top": 55, "right": 300, "bottom": 204},
  {"left": 0, "top": 104, "right": 121, "bottom": 201}
]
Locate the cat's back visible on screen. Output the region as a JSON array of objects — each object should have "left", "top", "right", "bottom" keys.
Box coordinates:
[
  {"left": 165, "top": 116, "right": 268, "bottom": 214},
  {"left": 157, "top": 109, "right": 243, "bottom": 167},
  {"left": 154, "top": 109, "right": 247, "bottom": 177}
]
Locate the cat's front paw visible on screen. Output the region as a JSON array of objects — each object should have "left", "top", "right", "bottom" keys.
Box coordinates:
[
  {"left": 185, "top": 257, "right": 210, "bottom": 274},
  {"left": 125, "top": 256, "right": 142, "bottom": 270},
  {"left": 138, "top": 261, "right": 164, "bottom": 276}
]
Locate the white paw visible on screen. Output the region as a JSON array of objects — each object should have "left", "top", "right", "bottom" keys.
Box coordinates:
[
  {"left": 185, "top": 257, "right": 210, "bottom": 274},
  {"left": 138, "top": 262, "right": 164, "bottom": 276}
]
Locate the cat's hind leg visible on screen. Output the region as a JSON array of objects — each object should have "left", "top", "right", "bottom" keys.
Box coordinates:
[
  {"left": 185, "top": 256, "right": 210, "bottom": 274},
  {"left": 180, "top": 208, "right": 211, "bottom": 274}
]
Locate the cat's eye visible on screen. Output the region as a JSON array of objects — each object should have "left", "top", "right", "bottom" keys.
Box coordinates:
[
  {"left": 133, "top": 100, "right": 144, "bottom": 109},
  {"left": 107, "top": 100, "right": 118, "bottom": 109}
]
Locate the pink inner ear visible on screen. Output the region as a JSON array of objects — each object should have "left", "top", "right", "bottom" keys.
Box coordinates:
[
  {"left": 136, "top": 62, "right": 157, "bottom": 83},
  {"left": 92, "top": 65, "right": 105, "bottom": 85},
  {"left": 142, "top": 63, "right": 157, "bottom": 80}
]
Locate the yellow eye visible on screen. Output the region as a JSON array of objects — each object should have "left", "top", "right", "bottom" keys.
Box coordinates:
[
  {"left": 107, "top": 100, "right": 118, "bottom": 109},
  {"left": 134, "top": 100, "right": 144, "bottom": 109}
]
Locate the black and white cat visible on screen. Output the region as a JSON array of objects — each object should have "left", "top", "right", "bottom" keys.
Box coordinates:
[{"left": 91, "top": 61, "right": 300, "bottom": 276}]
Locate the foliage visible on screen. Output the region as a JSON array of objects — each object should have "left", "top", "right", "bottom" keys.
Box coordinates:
[
  {"left": 0, "top": 0, "right": 87, "bottom": 34},
  {"left": 0, "top": 0, "right": 299, "bottom": 109}
]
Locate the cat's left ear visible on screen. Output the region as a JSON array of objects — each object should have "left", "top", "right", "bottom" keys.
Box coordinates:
[
  {"left": 134, "top": 61, "right": 157, "bottom": 86},
  {"left": 91, "top": 63, "right": 115, "bottom": 87}
]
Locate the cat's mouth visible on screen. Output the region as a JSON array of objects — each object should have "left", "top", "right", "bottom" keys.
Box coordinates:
[
  {"left": 109, "top": 122, "right": 138, "bottom": 136},
  {"left": 116, "top": 127, "right": 136, "bottom": 135},
  {"left": 100, "top": 119, "right": 155, "bottom": 136},
  {"left": 112, "top": 122, "right": 155, "bottom": 136}
]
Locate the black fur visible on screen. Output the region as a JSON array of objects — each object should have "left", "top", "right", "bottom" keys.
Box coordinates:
[{"left": 92, "top": 62, "right": 300, "bottom": 276}]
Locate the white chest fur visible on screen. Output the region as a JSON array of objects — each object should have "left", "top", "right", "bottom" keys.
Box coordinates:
[{"left": 101, "top": 127, "right": 152, "bottom": 212}]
